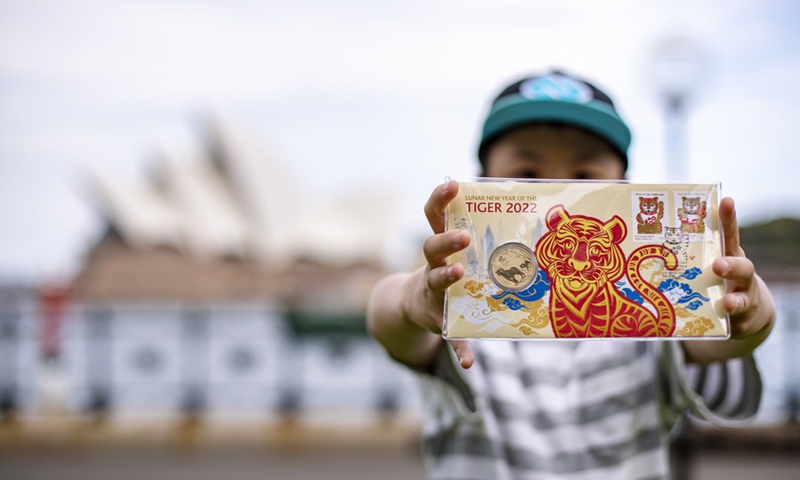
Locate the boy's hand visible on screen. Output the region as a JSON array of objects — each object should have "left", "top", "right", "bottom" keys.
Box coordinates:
[
  {"left": 405, "top": 180, "right": 474, "bottom": 368},
  {"left": 711, "top": 197, "right": 775, "bottom": 339}
]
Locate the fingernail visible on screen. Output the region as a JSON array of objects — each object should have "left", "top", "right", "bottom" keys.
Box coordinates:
[
  {"left": 720, "top": 258, "right": 731, "bottom": 275},
  {"left": 444, "top": 266, "right": 454, "bottom": 281}
]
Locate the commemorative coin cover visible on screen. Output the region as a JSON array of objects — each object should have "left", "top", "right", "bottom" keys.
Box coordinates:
[{"left": 443, "top": 180, "right": 729, "bottom": 340}]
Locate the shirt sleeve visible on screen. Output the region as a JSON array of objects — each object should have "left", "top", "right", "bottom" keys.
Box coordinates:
[
  {"left": 405, "top": 342, "right": 481, "bottom": 436},
  {"left": 655, "top": 342, "right": 763, "bottom": 435}
]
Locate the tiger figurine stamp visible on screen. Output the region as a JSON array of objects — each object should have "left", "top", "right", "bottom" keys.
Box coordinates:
[{"left": 443, "top": 180, "right": 729, "bottom": 340}]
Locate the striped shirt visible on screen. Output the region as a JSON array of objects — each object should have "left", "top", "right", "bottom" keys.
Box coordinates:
[{"left": 415, "top": 340, "right": 761, "bottom": 480}]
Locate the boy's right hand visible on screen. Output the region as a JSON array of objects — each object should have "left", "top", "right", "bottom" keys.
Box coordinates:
[{"left": 404, "top": 180, "right": 474, "bottom": 368}]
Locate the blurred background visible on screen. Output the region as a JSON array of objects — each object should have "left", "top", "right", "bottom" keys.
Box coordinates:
[{"left": 1, "top": 1, "right": 799, "bottom": 479}]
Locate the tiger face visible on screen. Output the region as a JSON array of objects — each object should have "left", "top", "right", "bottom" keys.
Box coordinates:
[
  {"left": 536, "top": 205, "right": 627, "bottom": 292},
  {"left": 682, "top": 196, "right": 702, "bottom": 214},
  {"left": 664, "top": 226, "right": 682, "bottom": 245},
  {"left": 639, "top": 197, "right": 659, "bottom": 215}
]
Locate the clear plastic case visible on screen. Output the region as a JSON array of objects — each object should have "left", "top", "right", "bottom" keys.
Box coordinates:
[{"left": 443, "top": 179, "right": 729, "bottom": 340}]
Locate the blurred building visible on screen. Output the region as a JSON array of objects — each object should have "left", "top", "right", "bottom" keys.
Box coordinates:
[
  {"left": 738, "top": 218, "right": 800, "bottom": 425},
  {"left": 2, "top": 119, "right": 419, "bottom": 421},
  {"left": 665, "top": 218, "right": 800, "bottom": 480},
  {"left": 0, "top": 284, "right": 39, "bottom": 416}
]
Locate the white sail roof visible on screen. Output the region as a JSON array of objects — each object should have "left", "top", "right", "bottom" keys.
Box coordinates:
[{"left": 88, "top": 117, "right": 396, "bottom": 268}]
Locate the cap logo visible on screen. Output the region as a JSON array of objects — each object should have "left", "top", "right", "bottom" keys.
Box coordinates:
[{"left": 519, "top": 74, "right": 592, "bottom": 103}]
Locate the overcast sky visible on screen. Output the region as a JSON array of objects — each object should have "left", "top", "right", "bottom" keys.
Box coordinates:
[{"left": 1, "top": 0, "right": 799, "bottom": 282}]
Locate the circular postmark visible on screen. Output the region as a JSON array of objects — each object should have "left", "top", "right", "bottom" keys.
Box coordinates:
[{"left": 488, "top": 242, "right": 537, "bottom": 292}]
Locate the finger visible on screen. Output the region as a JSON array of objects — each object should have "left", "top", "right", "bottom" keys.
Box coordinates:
[
  {"left": 712, "top": 257, "right": 754, "bottom": 291},
  {"left": 424, "top": 180, "right": 459, "bottom": 234},
  {"left": 448, "top": 339, "right": 474, "bottom": 369},
  {"left": 725, "top": 291, "right": 758, "bottom": 339},
  {"left": 423, "top": 230, "right": 471, "bottom": 268},
  {"left": 718, "top": 197, "right": 744, "bottom": 257},
  {"left": 427, "top": 263, "right": 466, "bottom": 294},
  {"left": 723, "top": 291, "right": 750, "bottom": 317}
]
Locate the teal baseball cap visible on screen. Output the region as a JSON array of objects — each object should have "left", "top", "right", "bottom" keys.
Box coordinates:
[{"left": 478, "top": 70, "right": 632, "bottom": 171}]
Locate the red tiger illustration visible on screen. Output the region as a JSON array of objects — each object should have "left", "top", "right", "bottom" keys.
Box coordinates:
[{"left": 535, "top": 205, "right": 678, "bottom": 338}]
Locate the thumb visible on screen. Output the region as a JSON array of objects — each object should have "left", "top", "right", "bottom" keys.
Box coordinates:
[{"left": 448, "top": 339, "right": 474, "bottom": 369}]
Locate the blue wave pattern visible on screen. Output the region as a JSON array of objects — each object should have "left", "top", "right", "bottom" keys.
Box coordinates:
[
  {"left": 492, "top": 270, "right": 551, "bottom": 302},
  {"left": 486, "top": 271, "right": 709, "bottom": 311},
  {"left": 502, "top": 298, "right": 529, "bottom": 311},
  {"left": 615, "top": 281, "right": 645, "bottom": 304},
  {"left": 686, "top": 300, "right": 703, "bottom": 311},
  {"left": 658, "top": 278, "right": 710, "bottom": 304},
  {"left": 677, "top": 267, "right": 703, "bottom": 280}
]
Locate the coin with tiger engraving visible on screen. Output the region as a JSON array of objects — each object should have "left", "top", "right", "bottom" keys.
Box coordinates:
[{"left": 488, "top": 242, "right": 537, "bottom": 292}]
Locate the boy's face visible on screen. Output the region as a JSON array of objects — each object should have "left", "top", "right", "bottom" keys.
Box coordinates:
[{"left": 483, "top": 124, "right": 625, "bottom": 180}]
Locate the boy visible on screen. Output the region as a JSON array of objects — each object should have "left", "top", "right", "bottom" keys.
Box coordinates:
[{"left": 367, "top": 71, "right": 775, "bottom": 479}]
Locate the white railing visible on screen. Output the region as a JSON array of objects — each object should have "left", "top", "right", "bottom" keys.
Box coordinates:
[
  {"left": 0, "top": 301, "right": 420, "bottom": 421},
  {"left": 2, "top": 290, "right": 797, "bottom": 424}
]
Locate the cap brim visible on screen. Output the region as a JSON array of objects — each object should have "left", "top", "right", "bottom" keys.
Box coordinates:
[{"left": 482, "top": 97, "right": 632, "bottom": 159}]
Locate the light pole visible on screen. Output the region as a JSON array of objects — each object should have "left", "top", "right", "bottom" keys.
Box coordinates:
[{"left": 650, "top": 36, "right": 706, "bottom": 181}]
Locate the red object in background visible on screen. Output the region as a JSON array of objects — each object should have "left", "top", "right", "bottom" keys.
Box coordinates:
[{"left": 38, "top": 284, "right": 70, "bottom": 360}]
